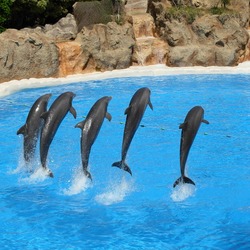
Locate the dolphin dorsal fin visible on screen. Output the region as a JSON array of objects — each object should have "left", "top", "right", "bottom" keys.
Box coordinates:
[
  {"left": 179, "top": 121, "right": 188, "bottom": 130},
  {"left": 40, "top": 111, "right": 49, "bottom": 120},
  {"left": 70, "top": 106, "right": 77, "bottom": 119},
  {"left": 106, "top": 112, "right": 112, "bottom": 121},
  {"left": 148, "top": 100, "right": 153, "bottom": 110},
  {"left": 124, "top": 106, "right": 132, "bottom": 115},
  {"left": 17, "top": 124, "right": 27, "bottom": 135},
  {"left": 202, "top": 119, "right": 209, "bottom": 124},
  {"left": 75, "top": 120, "right": 86, "bottom": 129}
]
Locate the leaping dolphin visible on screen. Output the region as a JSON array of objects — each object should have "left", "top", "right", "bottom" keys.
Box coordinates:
[
  {"left": 17, "top": 93, "right": 52, "bottom": 165},
  {"left": 75, "top": 96, "right": 112, "bottom": 180},
  {"left": 40, "top": 92, "right": 77, "bottom": 177},
  {"left": 112, "top": 87, "right": 153, "bottom": 175},
  {"left": 173, "top": 106, "right": 209, "bottom": 188}
]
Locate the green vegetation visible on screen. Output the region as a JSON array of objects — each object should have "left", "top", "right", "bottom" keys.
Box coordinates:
[
  {"left": 165, "top": 6, "right": 204, "bottom": 24},
  {"left": 165, "top": 2, "right": 237, "bottom": 24},
  {"left": 0, "top": 0, "right": 12, "bottom": 32},
  {"left": 0, "top": 0, "right": 121, "bottom": 33},
  {"left": 6, "top": 0, "right": 84, "bottom": 30}
]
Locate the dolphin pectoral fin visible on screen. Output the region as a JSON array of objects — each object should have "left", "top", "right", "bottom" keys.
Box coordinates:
[
  {"left": 70, "top": 106, "right": 77, "bottom": 119},
  {"left": 202, "top": 119, "right": 209, "bottom": 124},
  {"left": 106, "top": 112, "right": 112, "bottom": 121},
  {"left": 124, "top": 106, "right": 132, "bottom": 115},
  {"left": 112, "top": 161, "right": 132, "bottom": 176},
  {"left": 173, "top": 176, "right": 195, "bottom": 188},
  {"left": 75, "top": 120, "right": 85, "bottom": 129},
  {"left": 148, "top": 100, "right": 153, "bottom": 110},
  {"left": 17, "top": 124, "right": 26, "bottom": 135},
  {"left": 179, "top": 122, "right": 188, "bottom": 130},
  {"left": 40, "top": 111, "right": 49, "bottom": 120}
]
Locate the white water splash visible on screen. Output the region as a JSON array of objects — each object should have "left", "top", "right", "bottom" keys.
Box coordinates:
[
  {"left": 8, "top": 162, "right": 26, "bottom": 175},
  {"left": 63, "top": 168, "right": 91, "bottom": 196},
  {"left": 170, "top": 183, "right": 196, "bottom": 202},
  {"left": 19, "top": 167, "right": 52, "bottom": 184},
  {"left": 95, "top": 176, "right": 134, "bottom": 205}
]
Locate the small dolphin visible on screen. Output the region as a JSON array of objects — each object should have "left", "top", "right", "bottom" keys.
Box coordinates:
[
  {"left": 75, "top": 96, "right": 112, "bottom": 180},
  {"left": 112, "top": 87, "right": 153, "bottom": 175},
  {"left": 40, "top": 92, "right": 77, "bottom": 177},
  {"left": 173, "top": 106, "right": 209, "bottom": 188},
  {"left": 17, "top": 93, "right": 51, "bottom": 164}
]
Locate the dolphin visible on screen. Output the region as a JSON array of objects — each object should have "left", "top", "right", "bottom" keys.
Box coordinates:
[
  {"left": 112, "top": 87, "right": 153, "bottom": 175},
  {"left": 40, "top": 91, "right": 77, "bottom": 177},
  {"left": 173, "top": 106, "right": 209, "bottom": 188},
  {"left": 17, "top": 93, "right": 52, "bottom": 164},
  {"left": 75, "top": 96, "right": 112, "bottom": 180}
]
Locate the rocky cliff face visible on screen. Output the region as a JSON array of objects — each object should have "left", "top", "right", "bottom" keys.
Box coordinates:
[
  {"left": 0, "top": 29, "right": 59, "bottom": 83},
  {"left": 0, "top": 0, "right": 250, "bottom": 83},
  {"left": 149, "top": 0, "right": 250, "bottom": 66}
]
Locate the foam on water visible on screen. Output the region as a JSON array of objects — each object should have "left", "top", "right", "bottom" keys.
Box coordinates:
[
  {"left": 170, "top": 183, "right": 196, "bottom": 202},
  {"left": 8, "top": 153, "right": 40, "bottom": 175},
  {"left": 95, "top": 175, "right": 135, "bottom": 205},
  {"left": 19, "top": 166, "right": 52, "bottom": 184},
  {"left": 63, "top": 167, "right": 92, "bottom": 196},
  {"left": 8, "top": 158, "right": 26, "bottom": 175}
]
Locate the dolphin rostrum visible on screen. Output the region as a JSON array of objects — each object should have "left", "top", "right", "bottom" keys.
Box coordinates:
[
  {"left": 17, "top": 93, "right": 52, "bottom": 165},
  {"left": 75, "top": 96, "right": 112, "bottom": 180},
  {"left": 40, "top": 91, "right": 77, "bottom": 177},
  {"left": 173, "top": 106, "right": 209, "bottom": 188},
  {"left": 112, "top": 87, "right": 153, "bottom": 175}
]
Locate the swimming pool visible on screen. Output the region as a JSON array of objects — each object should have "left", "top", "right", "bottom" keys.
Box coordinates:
[{"left": 0, "top": 71, "right": 249, "bottom": 249}]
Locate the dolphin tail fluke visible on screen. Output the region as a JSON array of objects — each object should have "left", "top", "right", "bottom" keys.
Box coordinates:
[
  {"left": 45, "top": 168, "right": 54, "bottom": 178},
  {"left": 84, "top": 169, "right": 92, "bottom": 181},
  {"left": 112, "top": 161, "right": 132, "bottom": 176},
  {"left": 173, "top": 176, "right": 195, "bottom": 188}
]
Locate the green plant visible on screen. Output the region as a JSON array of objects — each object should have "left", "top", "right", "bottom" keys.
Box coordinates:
[
  {"left": 0, "top": 0, "right": 12, "bottom": 33},
  {"left": 209, "top": 6, "right": 238, "bottom": 18},
  {"left": 210, "top": 7, "right": 224, "bottom": 15},
  {"left": 165, "top": 6, "right": 203, "bottom": 24}
]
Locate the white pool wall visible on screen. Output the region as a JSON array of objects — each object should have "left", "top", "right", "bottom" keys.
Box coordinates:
[{"left": 1, "top": 62, "right": 250, "bottom": 97}]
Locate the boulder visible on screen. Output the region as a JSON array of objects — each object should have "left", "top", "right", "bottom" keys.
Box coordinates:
[
  {"left": 125, "top": 0, "right": 149, "bottom": 14},
  {"left": 76, "top": 22, "right": 135, "bottom": 71},
  {"left": 148, "top": 0, "right": 250, "bottom": 66},
  {"left": 168, "top": 45, "right": 236, "bottom": 66},
  {"left": 43, "top": 13, "right": 78, "bottom": 42},
  {"left": 21, "top": 14, "right": 78, "bottom": 42},
  {"left": 133, "top": 37, "right": 169, "bottom": 65},
  {"left": 73, "top": 0, "right": 113, "bottom": 32},
  {"left": 0, "top": 29, "right": 59, "bottom": 83},
  {"left": 131, "top": 13, "right": 169, "bottom": 65},
  {"left": 132, "top": 14, "right": 156, "bottom": 38},
  {"left": 57, "top": 41, "right": 84, "bottom": 77}
]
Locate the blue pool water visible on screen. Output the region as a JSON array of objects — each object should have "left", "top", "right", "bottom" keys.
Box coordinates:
[{"left": 0, "top": 74, "right": 249, "bottom": 249}]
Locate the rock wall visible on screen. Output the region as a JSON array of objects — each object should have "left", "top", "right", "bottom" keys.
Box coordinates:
[
  {"left": 0, "top": 29, "right": 59, "bottom": 83},
  {"left": 149, "top": 0, "right": 250, "bottom": 66},
  {"left": 0, "top": 0, "right": 250, "bottom": 83},
  {"left": 57, "top": 21, "right": 135, "bottom": 77}
]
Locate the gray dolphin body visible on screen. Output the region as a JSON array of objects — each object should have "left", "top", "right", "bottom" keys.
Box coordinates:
[
  {"left": 17, "top": 93, "right": 52, "bottom": 164},
  {"left": 75, "top": 96, "right": 112, "bottom": 180},
  {"left": 173, "top": 106, "right": 209, "bottom": 188},
  {"left": 40, "top": 92, "right": 77, "bottom": 177},
  {"left": 112, "top": 87, "right": 153, "bottom": 175}
]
